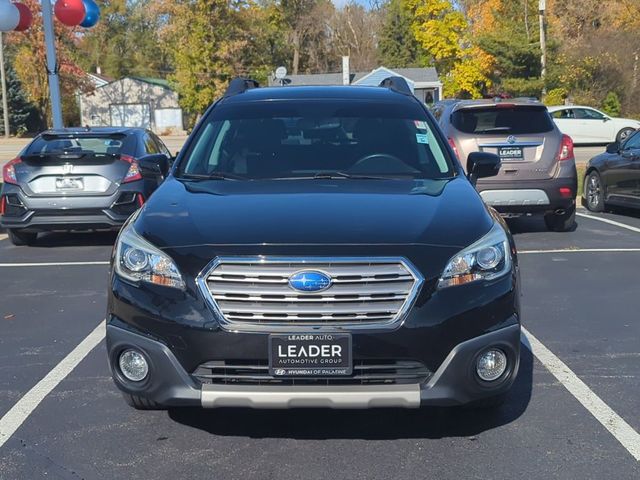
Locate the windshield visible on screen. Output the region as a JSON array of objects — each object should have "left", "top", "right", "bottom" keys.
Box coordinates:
[
  {"left": 26, "top": 135, "right": 128, "bottom": 156},
  {"left": 178, "top": 100, "right": 454, "bottom": 180},
  {"left": 452, "top": 106, "right": 554, "bottom": 135}
]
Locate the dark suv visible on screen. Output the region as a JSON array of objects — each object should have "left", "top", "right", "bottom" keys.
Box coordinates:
[
  {"left": 1, "top": 127, "right": 172, "bottom": 245},
  {"left": 432, "top": 99, "right": 578, "bottom": 231},
  {"left": 107, "top": 78, "right": 521, "bottom": 411}
]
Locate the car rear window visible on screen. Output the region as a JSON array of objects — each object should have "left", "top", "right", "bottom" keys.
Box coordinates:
[
  {"left": 451, "top": 106, "right": 554, "bottom": 135},
  {"left": 178, "top": 100, "right": 455, "bottom": 180},
  {"left": 26, "top": 134, "right": 130, "bottom": 156}
]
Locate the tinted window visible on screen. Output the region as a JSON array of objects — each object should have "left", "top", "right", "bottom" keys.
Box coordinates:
[
  {"left": 452, "top": 106, "right": 555, "bottom": 134},
  {"left": 143, "top": 133, "right": 159, "bottom": 154},
  {"left": 551, "top": 109, "right": 573, "bottom": 119},
  {"left": 574, "top": 108, "right": 605, "bottom": 120},
  {"left": 152, "top": 133, "right": 171, "bottom": 156},
  {"left": 27, "top": 134, "right": 129, "bottom": 156},
  {"left": 178, "top": 100, "right": 454, "bottom": 180},
  {"left": 622, "top": 131, "right": 640, "bottom": 149}
]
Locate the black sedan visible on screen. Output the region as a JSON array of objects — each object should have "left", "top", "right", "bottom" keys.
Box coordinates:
[
  {"left": 583, "top": 129, "right": 640, "bottom": 211},
  {"left": 1, "top": 127, "right": 173, "bottom": 245}
]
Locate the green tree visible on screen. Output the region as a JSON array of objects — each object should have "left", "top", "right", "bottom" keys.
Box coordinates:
[
  {"left": 0, "top": 61, "right": 38, "bottom": 136},
  {"left": 602, "top": 91, "right": 621, "bottom": 117},
  {"left": 378, "top": 0, "right": 423, "bottom": 68},
  {"left": 158, "top": 0, "right": 260, "bottom": 120},
  {"left": 78, "top": 0, "right": 171, "bottom": 79}
]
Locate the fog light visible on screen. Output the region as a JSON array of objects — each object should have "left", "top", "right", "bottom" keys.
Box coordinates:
[
  {"left": 476, "top": 349, "right": 507, "bottom": 382},
  {"left": 118, "top": 349, "right": 148, "bottom": 382}
]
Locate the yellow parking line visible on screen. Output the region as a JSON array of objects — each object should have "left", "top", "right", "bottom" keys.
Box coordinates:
[{"left": 0, "top": 234, "right": 7, "bottom": 241}]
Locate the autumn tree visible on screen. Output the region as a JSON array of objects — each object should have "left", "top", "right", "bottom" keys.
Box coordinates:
[
  {"left": 7, "top": 0, "right": 88, "bottom": 127},
  {"left": 405, "top": 0, "right": 493, "bottom": 98}
]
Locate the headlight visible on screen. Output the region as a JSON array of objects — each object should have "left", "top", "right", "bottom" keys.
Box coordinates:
[
  {"left": 114, "top": 223, "right": 185, "bottom": 289},
  {"left": 438, "top": 222, "right": 512, "bottom": 289}
]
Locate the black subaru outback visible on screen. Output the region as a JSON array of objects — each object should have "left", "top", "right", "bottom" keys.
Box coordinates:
[{"left": 107, "top": 78, "right": 521, "bottom": 410}]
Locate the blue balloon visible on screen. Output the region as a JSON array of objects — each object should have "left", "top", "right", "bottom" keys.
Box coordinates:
[{"left": 80, "top": 0, "right": 100, "bottom": 28}]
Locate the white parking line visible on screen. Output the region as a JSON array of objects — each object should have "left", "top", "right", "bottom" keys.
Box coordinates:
[
  {"left": 519, "top": 248, "right": 640, "bottom": 254},
  {"left": 577, "top": 212, "right": 640, "bottom": 234},
  {"left": 0, "top": 234, "right": 7, "bottom": 241},
  {"left": 522, "top": 327, "right": 640, "bottom": 462},
  {"left": 0, "top": 261, "right": 109, "bottom": 267},
  {"left": 0, "top": 321, "right": 106, "bottom": 449}
]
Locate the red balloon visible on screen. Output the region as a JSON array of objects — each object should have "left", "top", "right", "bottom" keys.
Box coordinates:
[
  {"left": 14, "top": 3, "right": 33, "bottom": 32},
  {"left": 54, "top": 0, "right": 86, "bottom": 27}
]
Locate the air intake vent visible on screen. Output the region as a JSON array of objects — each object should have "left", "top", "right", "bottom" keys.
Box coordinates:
[{"left": 193, "top": 360, "right": 432, "bottom": 385}]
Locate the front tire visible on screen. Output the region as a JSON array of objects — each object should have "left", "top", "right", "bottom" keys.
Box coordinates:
[
  {"left": 122, "top": 393, "right": 164, "bottom": 410},
  {"left": 585, "top": 171, "right": 605, "bottom": 212},
  {"left": 544, "top": 205, "right": 576, "bottom": 232},
  {"left": 8, "top": 229, "right": 37, "bottom": 246},
  {"left": 616, "top": 127, "right": 635, "bottom": 143}
]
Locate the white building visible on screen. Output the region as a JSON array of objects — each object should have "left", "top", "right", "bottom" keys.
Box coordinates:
[{"left": 79, "top": 77, "right": 185, "bottom": 134}]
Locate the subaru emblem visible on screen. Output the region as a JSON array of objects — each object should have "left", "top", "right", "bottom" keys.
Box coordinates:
[
  {"left": 288, "top": 271, "right": 332, "bottom": 292},
  {"left": 507, "top": 135, "right": 517, "bottom": 144}
]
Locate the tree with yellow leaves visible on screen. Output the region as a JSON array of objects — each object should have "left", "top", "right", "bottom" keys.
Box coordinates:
[{"left": 404, "top": 0, "right": 493, "bottom": 98}]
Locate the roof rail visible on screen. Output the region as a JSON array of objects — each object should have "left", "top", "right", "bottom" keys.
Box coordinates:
[
  {"left": 224, "top": 77, "right": 260, "bottom": 97},
  {"left": 378, "top": 76, "right": 412, "bottom": 96}
]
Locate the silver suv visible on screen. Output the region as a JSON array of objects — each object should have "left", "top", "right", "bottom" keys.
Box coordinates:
[{"left": 432, "top": 98, "right": 578, "bottom": 231}]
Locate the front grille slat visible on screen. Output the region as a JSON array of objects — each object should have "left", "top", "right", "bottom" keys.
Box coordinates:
[
  {"left": 202, "top": 257, "right": 422, "bottom": 329},
  {"left": 192, "top": 360, "right": 432, "bottom": 386}
]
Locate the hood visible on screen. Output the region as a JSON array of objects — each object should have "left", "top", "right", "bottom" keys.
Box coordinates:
[{"left": 134, "top": 176, "right": 494, "bottom": 250}]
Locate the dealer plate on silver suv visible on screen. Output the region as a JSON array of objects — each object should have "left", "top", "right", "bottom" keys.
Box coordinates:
[{"left": 269, "top": 333, "right": 352, "bottom": 376}]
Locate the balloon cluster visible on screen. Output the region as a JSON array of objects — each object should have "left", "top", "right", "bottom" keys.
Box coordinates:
[{"left": 0, "top": 0, "right": 100, "bottom": 32}]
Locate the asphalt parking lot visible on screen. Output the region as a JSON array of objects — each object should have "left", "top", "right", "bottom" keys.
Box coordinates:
[{"left": 0, "top": 207, "right": 639, "bottom": 479}]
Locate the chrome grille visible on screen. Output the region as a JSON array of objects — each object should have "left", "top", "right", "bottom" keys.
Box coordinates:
[
  {"left": 200, "top": 257, "right": 423, "bottom": 331},
  {"left": 193, "top": 360, "right": 432, "bottom": 386}
]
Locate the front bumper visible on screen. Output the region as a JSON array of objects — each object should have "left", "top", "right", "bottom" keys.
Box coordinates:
[{"left": 106, "top": 321, "right": 521, "bottom": 409}]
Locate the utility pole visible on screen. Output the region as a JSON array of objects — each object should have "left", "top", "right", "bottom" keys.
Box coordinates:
[
  {"left": 0, "top": 32, "right": 9, "bottom": 138},
  {"left": 539, "top": 0, "right": 547, "bottom": 97},
  {"left": 42, "top": 0, "right": 63, "bottom": 129}
]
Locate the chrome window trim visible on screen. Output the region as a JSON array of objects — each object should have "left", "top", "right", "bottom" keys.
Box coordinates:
[{"left": 196, "top": 256, "right": 425, "bottom": 334}]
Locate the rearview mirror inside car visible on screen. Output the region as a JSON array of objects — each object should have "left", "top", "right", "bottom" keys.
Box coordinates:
[
  {"left": 467, "top": 152, "right": 501, "bottom": 186},
  {"left": 606, "top": 142, "right": 620, "bottom": 154},
  {"left": 138, "top": 154, "right": 170, "bottom": 177}
]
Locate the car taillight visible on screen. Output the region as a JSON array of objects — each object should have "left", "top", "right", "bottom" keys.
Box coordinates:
[
  {"left": 121, "top": 155, "right": 142, "bottom": 183},
  {"left": 136, "top": 193, "right": 145, "bottom": 207},
  {"left": 558, "top": 134, "right": 574, "bottom": 161},
  {"left": 3, "top": 157, "right": 21, "bottom": 184},
  {"left": 0, "top": 196, "right": 6, "bottom": 215},
  {"left": 448, "top": 137, "right": 460, "bottom": 160}
]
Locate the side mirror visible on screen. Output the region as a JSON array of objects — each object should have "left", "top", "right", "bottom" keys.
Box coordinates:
[
  {"left": 467, "top": 152, "right": 501, "bottom": 186},
  {"left": 138, "top": 154, "right": 170, "bottom": 177},
  {"left": 606, "top": 142, "right": 620, "bottom": 154},
  {"left": 603, "top": 116, "right": 611, "bottom": 122}
]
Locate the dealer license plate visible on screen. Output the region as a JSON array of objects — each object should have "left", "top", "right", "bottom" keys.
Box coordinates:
[
  {"left": 498, "top": 146, "right": 524, "bottom": 160},
  {"left": 269, "top": 333, "right": 352, "bottom": 376}
]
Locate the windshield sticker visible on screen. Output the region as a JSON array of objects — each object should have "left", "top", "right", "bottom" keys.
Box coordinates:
[
  {"left": 416, "top": 133, "right": 428, "bottom": 144},
  {"left": 414, "top": 120, "right": 427, "bottom": 130}
]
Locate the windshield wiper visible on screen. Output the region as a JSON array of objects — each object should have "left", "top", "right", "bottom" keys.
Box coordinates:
[
  {"left": 180, "top": 172, "right": 244, "bottom": 181},
  {"left": 269, "top": 172, "right": 387, "bottom": 180}
]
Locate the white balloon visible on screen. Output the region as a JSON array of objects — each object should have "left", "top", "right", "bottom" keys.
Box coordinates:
[{"left": 0, "top": 1, "right": 20, "bottom": 32}]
